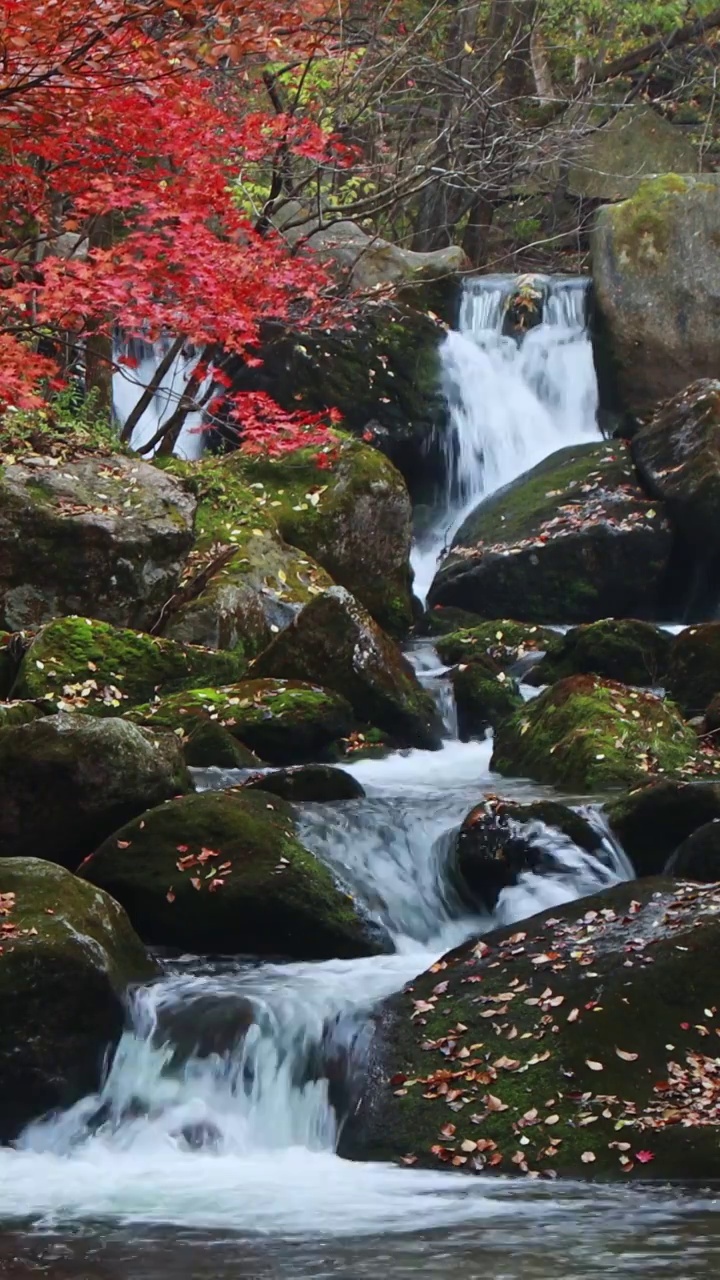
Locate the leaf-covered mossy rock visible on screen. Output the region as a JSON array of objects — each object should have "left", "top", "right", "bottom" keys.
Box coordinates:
[
  {"left": 607, "top": 779, "right": 720, "bottom": 877},
  {"left": 666, "top": 623, "right": 720, "bottom": 715},
  {"left": 251, "top": 587, "right": 443, "bottom": 751},
  {"left": 428, "top": 444, "right": 675, "bottom": 623},
  {"left": 416, "top": 606, "right": 486, "bottom": 637},
  {"left": 450, "top": 658, "right": 522, "bottom": 740},
  {"left": 0, "top": 455, "right": 196, "bottom": 633},
  {"left": 527, "top": 619, "right": 671, "bottom": 689},
  {"left": 632, "top": 380, "right": 720, "bottom": 562},
  {"left": 127, "top": 678, "right": 355, "bottom": 766},
  {"left": 340, "top": 879, "right": 720, "bottom": 1179},
  {"left": 436, "top": 620, "right": 562, "bottom": 670},
  {"left": 240, "top": 437, "right": 413, "bottom": 637},
  {"left": 79, "top": 791, "right": 385, "bottom": 959},
  {"left": 455, "top": 796, "right": 602, "bottom": 911},
  {"left": 11, "top": 616, "right": 247, "bottom": 713},
  {"left": 241, "top": 764, "right": 365, "bottom": 803},
  {"left": 0, "top": 700, "right": 44, "bottom": 730},
  {"left": 183, "top": 721, "right": 263, "bottom": 769},
  {"left": 491, "top": 675, "right": 697, "bottom": 792},
  {"left": 0, "top": 857, "right": 158, "bottom": 1142},
  {"left": 0, "top": 713, "right": 191, "bottom": 867},
  {"left": 160, "top": 454, "right": 333, "bottom": 657}
]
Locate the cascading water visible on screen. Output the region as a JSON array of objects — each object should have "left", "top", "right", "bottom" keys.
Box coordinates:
[
  {"left": 112, "top": 337, "right": 210, "bottom": 461},
  {"left": 412, "top": 274, "right": 601, "bottom": 603}
]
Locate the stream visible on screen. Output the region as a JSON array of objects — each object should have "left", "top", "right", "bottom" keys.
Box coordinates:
[{"left": 2, "top": 276, "right": 720, "bottom": 1277}]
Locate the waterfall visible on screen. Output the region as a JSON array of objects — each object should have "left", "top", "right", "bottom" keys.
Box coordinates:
[
  {"left": 412, "top": 274, "right": 601, "bottom": 604},
  {"left": 112, "top": 337, "right": 210, "bottom": 461}
]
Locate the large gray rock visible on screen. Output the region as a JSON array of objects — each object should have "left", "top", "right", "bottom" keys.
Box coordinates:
[
  {"left": 0, "top": 454, "right": 196, "bottom": 631},
  {"left": 592, "top": 174, "right": 720, "bottom": 417},
  {"left": 0, "top": 857, "right": 157, "bottom": 1142},
  {"left": 0, "top": 713, "right": 191, "bottom": 867},
  {"left": 568, "top": 107, "right": 696, "bottom": 201},
  {"left": 280, "top": 211, "right": 466, "bottom": 292}
]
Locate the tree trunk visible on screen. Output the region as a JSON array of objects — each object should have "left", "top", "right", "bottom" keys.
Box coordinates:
[
  {"left": 461, "top": 191, "right": 496, "bottom": 266},
  {"left": 84, "top": 214, "right": 114, "bottom": 416}
]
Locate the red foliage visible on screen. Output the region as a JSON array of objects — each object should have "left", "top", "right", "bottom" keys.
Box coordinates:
[{"left": 0, "top": 0, "right": 346, "bottom": 452}]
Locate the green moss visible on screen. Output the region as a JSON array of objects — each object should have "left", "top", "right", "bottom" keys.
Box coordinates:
[
  {"left": 667, "top": 624, "right": 720, "bottom": 715},
  {"left": 183, "top": 720, "right": 263, "bottom": 769},
  {"left": 11, "top": 616, "right": 247, "bottom": 712},
  {"left": 0, "top": 701, "right": 44, "bottom": 729},
  {"left": 530, "top": 619, "right": 671, "bottom": 688},
  {"left": 451, "top": 660, "right": 522, "bottom": 738},
  {"left": 79, "top": 791, "right": 382, "bottom": 959},
  {"left": 492, "top": 674, "right": 697, "bottom": 792},
  {"left": 436, "top": 621, "right": 561, "bottom": 669},
  {"left": 611, "top": 174, "right": 691, "bottom": 266},
  {"left": 127, "top": 677, "right": 355, "bottom": 765}
]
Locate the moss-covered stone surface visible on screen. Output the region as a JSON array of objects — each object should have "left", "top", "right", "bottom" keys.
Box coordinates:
[
  {"left": 127, "top": 678, "right": 355, "bottom": 765},
  {"left": 0, "top": 700, "right": 44, "bottom": 730},
  {"left": 666, "top": 622, "right": 720, "bottom": 714},
  {"left": 428, "top": 445, "right": 674, "bottom": 623},
  {"left": 79, "top": 791, "right": 385, "bottom": 959},
  {"left": 492, "top": 675, "right": 697, "bottom": 792},
  {"left": 450, "top": 658, "right": 522, "bottom": 739},
  {"left": 240, "top": 437, "right": 413, "bottom": 637},
  {"left": 607, "top": 779, "right": 720, "bottom": 877},
  {"left": 0, "top": 712, "right": 191, "bottom": 867},
  {"left": 436, "top": 620, "right": 562, "bottom": 670},
  {"left": 341, "top": 879, "right": 720, "bottom": 1179},
  {"left": 241, "top": 763, "right": 365, "bottom": 803},
  {"left": 183, "top": 721, "right": 263, "bottom": 769},
  {"left": 251, "top": 587, "right": 443, "bottom": 750},
  {"left": 0, "top": 857, "right": 157, "bottom": 1141},
  {"left": 528, "top": 619, "right": 671, "bottom": 689},
  {"left": 12, "top": 616, "right": 247, "bottom": 713}
]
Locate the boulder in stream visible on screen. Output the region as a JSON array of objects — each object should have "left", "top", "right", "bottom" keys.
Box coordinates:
[
  {"left": 606, "top": 779, "right": 720, "bottom": 877},
  {"left": 492, "top": 675, "right": 697, "bottom": 792},
  {"left": 435, "top": 620, "right": 562, "bottom": 670},
  {"left": 666, "top": 821, "right": 720, "bottom": 882},
  {"left": 527, "top": 619, "right": 671, "bottom": 689},
  {"left": 251, "top": 587, "right": 444, "bottom": 751},
  {"left": 0, "top": 857, "right": 158, "bottom": 1142},
  {"left": 341, "top": 878, "right": 720, "bottom": 1179},
  {"left": 666, "top": 623, "right": 720, "bottom": 715},
  {"left": 450, "top": 658, "right": 522, "bottom": 739},
  {"left": 241, "top": 764, "right": 365, "bottom": 803},
  {"left": 428, "top": 444, "right": 675, "bottom": 623},
  {"left": 79, "top": 791, "right": 385, "bottom": 959},
  {"left": 183, "top": 720, "right": 263, "bottom": 769},
  {"left": 0, "top": 712, "right": 191, "bottom": 867},
  {"left": 0, "top": 454, "right": 196, "bottom": 632}
]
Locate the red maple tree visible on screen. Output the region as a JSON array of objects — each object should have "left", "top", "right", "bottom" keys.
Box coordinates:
[{"left": 0, "top": 0, "right": 348, "bottom": 454}]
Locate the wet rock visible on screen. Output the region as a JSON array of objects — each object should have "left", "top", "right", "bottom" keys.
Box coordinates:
[
  {"left": 450, "top": 658, "right": 522, "bottom": 739},
  {"left": 428, "top": 444, "right": 674, "bottom": 623},
  {"left": 436, "top": 620, "right": 562, "bottom": 670},
  {"left": 251, "top": 587, "right": 443, "bottom": 751},
  {"left": 0, "top": 713, "right": 191, "bottom": 867},
  {"left": 527, "top": 619, "right": 671, "bottom": 689},
  {"left": 12, "top": 616, "right": 247, "bottom": 712},
  {"left": 79, "top": 791, "right": 385, "bottom": 959},
  {"left": 592, "top": 174, "right": 720, "bottom": 417},
  {"left": 183, "top": 721, "right": 263, "bottom": 769},
  {"left": 127, "top": 678, "right": 355, "bottom": 766},
  {"left": 0, "top": 455, "right": 195, "bottom": 632},
  {"left": 416, "top": 606, "right": 486, "bottom": 637},
  {"left": 455, "top": 797, "right": 602, "bottom": 911},
  {"left": 0, "top": 700, "right": 44, "bottom": 730},
  {"left": 607, "top": 779, "right": 720, "bottom": 876},
  {"left": 0, "top": 857, "right": 158, "bottom": 1142},
  {"left": 341, "top": 878, "right": 720, "bottom": 1179},
  {"left": 492, "top": 675, "right": 697, "bottom": 792},
  {"left": 241, "top": 764, "right": 365, "bottom": 803},
  {"left": 241, "top": 438, "right": 414, "bottom": 638},
  {"left": 666, "top": 821, "right": 720, "bottom": 881},
  {"left": 632, "top": 380, "right": 720, "bottom": 566},
  {"left": 501, "top": 275, "right": 545, "bottom": 340},
  {"left": 666, "top": 623, "right": 720, "bottom": 715},
  {"left": 704, "top": 695, "right": 720, "bottom": 737}
]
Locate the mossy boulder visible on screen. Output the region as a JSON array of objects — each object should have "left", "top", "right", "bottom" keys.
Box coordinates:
[
  {"left": 666, "top": 623, "right": 720, "bottom": 714},
  {"left": 632, "top": 380, "right": 720, "bottom": 564},
  {"left": 240, "top": 437, "right": 414, "bottom": 636},
  {"left": 607, "top": 779, "right": 720, "bottom": 877},
  {"left": 0, "top": 455, "right": 196, "bottom": 632},
  {"left": 0, "top": 857, "right": 158, "bottom": 1141},
  {"left": 11, "top": 616, "right": 247, "bottom": 713},
  {"left": 455, "top": 797, "right": 602, "bottom": 911},
  {"left": 666, "top": 822, "right": 720, "bottom": 881},
  {"left": 491, "top": 675, "right": 697, "bottom": 792},
  {"left": 428, "top": 444, "right": 675, "bottom": 623},
  {"left": 0, "top": 713, "right": 191, "bottom": 867},
  {"left": 416, "top": 606, "right": 486, "bottom": 637},
  {"left": 251, "top": 587, "right": 443, "bottom": 751},
  {"left": 79, "top": 791, "right": 384, "bottom": 959},
  {"left": 160, "top": 455, "right": 333, "bottom": 657},
  {"left": 528, "top": 619, "right": 671, "bottom": 689},
  {"left": 241, "top": 764, "right": 365, "bottom": 803},
  {"left": 568, "top": 105, "right": 697, "bottom": 202},
  {"left": 183, "top": 721, "right": 263, "bottom": 769},
  {"left": 127, "top": 678, "right": 355, "bottom": 766},
  {"left": 341, "top": 879, "right": 720, "bottom": 1179},
  {"left": 0, "top": 700, "right": 44, "bottom": 729},
  {"left": 436, "top": 620, "right": 562, "bottom": 671},
  {"left": 592, "top": 174, "right": 720, "bottom": 417},
  {"left": 450, "top": 658, "right": 522, "bottom": 740}
]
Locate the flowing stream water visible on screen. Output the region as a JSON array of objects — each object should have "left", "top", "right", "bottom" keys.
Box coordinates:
[{"left": 3, "top": 278, "right": 720, "bottom": 1277}]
